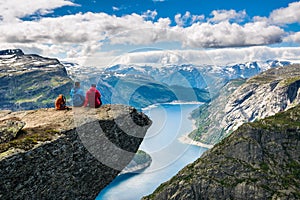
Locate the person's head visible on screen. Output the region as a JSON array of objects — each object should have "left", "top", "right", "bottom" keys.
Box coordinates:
[
  {"left": 75, "top": 81, "right": 80, "bottom": 88},
  {"left": 91, "top": 84, "right": 96, "bottom": 88}
]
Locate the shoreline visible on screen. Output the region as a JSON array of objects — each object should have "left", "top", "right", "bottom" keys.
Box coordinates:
[
  {"left": 179, "top": 119, "right": 214, "bottom": 149},
  {"left": 178, "top": 134, "right": 214, "bottom": 149}
]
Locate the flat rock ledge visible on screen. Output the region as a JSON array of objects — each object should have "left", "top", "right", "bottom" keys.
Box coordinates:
[{"left": 0, "top": 104, "right": 151, "bottom": 200}]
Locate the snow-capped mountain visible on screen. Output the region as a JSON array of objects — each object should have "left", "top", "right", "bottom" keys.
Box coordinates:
[
  {"left": 63, "top": 59, "right": 294, "bottom": 108},
  {"left": 97, "top": 60, "right": 293, "bottom": 95}
]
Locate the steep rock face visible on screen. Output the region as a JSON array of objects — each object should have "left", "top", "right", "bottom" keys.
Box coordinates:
[
  {"left": 191, "top": 64, "right": 300, "bottom": 145},
  {"left": 0, "top": 105, "right": 151, "bottom": 200},
  {"left": 0, "top": 49, "right": 73, "bottom": 111},
  {"left": 144, "top": 104, "right": 300, "bottom": 200},
  {"left": 223, "top": 64, "right": 300, "bottom": 133},
  {"left": 189, "top": 79, "right": 246, "bottom": 144}
]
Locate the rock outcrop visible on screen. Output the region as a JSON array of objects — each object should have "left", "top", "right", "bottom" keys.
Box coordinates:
[
  {"left": 0, "top": 49, "right": 73, "bottom": 111},
  {"left": 144, "top": 104, "right": 300, "bottom": 200},
  {"left": 120, "top": 150, "right": 152, "bottom": 174},
  {"left": 191, "top": 64, "right": 300, "bottom": 145},
  {"left": 0, "top": 104, "right": 151, "bottom": 200}
]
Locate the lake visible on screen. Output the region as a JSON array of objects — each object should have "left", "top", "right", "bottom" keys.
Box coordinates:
[{"left": 97, "top": 103, "right": 208, "bottom": 200}]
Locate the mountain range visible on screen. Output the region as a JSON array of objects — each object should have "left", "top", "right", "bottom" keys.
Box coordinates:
[
  {"left": 1, "top": 49, "right": 300, "bottom": 199},
  {"left": 64, "top": 59, "right": 293, "bottom": 109}
]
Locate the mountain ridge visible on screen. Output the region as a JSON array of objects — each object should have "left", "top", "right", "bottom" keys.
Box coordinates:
[
  {"left": 0, "top": 49, "right": 73, "bottom": 111},
  {"left": 190, "top": 64, "right": 300, "bottom": 145}
]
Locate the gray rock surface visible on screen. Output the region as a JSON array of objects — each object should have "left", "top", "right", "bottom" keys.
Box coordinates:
[
  {"left": 223, "top": 64, "right": 300, "bottom": 133},
  {"left": 0, "top": 104, "right": 151, "bottom": 200},
  {"left": 0, "top": 117, "right": 25, "bottom": 143},
  {"left": 191, "top": 64, "right": 300, "bottom": 145}
]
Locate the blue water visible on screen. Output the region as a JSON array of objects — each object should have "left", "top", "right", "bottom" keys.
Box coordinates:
[{"left": 97, "top": 103, "right": 208, "bottom": 200}]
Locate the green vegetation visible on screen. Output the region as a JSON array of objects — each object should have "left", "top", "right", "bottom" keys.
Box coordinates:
[
  {"left": 50, "top": 77, "right": 69, "bottom": 87},
  {"left": 145, "top": 103, "right": 300, "bottom": 199},
  {"left": 278, "top": 76, "right": 300, "bottom": 87},
  {"left": 0, "top": 129, "right": 60, "bottom": 154},
  {"left": 133, "top": 150, "right": 152, "bottom": 165},
  {"left": 250, "top": 105, "right": 300, "bottom": 131},
  {"left": 188, "top": 79, "right": 246, "bottom": 144}
]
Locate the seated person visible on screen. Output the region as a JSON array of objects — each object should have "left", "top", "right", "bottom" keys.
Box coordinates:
[
  {"left": 55, "top": 94, "right": 70, "bottom": 110},
  {"left": 84, "top": 84, "right": 102, "bottom": 108},
  {"left": 70, "top": 82, "right": 85, "bottom": 107}
]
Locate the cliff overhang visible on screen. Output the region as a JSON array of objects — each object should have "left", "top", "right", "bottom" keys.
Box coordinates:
[{"left": 0, "top": 104, "right": 151, "bottom": 199}]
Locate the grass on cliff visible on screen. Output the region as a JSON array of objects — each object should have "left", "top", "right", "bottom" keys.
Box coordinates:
[
  {"left": 0, "top": 129, "right": 60, "bottom": 154},
  {"left": 251, "top": 105, "right": 300, "bottom": 131}
]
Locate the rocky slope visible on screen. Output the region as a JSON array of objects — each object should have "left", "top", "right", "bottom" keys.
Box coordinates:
[
  {"left": 144, "top": 104, "right": 300, "bottom": 200},
  {"left": 191, "top": 64, "right": 300, "bottom": 145},
  {"left": 189, "top": 78, "right": 246, "bottom": 144},
  {"left": 0, "top": 104, "right": 151, "bottom": 200},
  {"left": 0, "top": 49, "right": 73, "bottom": 111}
]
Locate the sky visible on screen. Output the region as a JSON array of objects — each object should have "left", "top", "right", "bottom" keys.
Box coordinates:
[{"left": 1, "top": 0, "right": 300, "bottom": 67}]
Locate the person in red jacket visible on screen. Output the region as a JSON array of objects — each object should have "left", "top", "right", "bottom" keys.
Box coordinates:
[{"left": 84, "top": 84, "right": 102, "bottom": 108}]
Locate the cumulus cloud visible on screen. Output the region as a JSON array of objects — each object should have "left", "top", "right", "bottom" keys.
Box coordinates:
[
  {"left": 142, "top": 10, "right": 158, "bottom": 20},
  {"left": 209, "top": 9, "right": 247, "bottom": 23},
  {"left": 1, "top": 6, "right": 286, "bottom": 50},
  {"left": 269, "top": 1, "right": 300, "bottom": 25},
  {"left": 181, "top": 21, "right": 284, "bottom": 48},
  {"left": 0, "top": 0, "right": 299, "bottom": 66},
  {"left": 0, "top": 0, "right": 77, "bottom": 22},
  {"left": 174, "top": 11, "right": 204, "bottom": 26},
  {"left": 284, "top": 31, "right": 300, "bottom": 43}
]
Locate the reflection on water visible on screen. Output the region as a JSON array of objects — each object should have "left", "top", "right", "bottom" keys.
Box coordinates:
[{"left": 97, "top": 103, "right": 208, "bottom": 200}]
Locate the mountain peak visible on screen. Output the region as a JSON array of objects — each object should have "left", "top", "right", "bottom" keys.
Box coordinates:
[{"left": 0, "top": 49, "right": 24, "bottom": 56}]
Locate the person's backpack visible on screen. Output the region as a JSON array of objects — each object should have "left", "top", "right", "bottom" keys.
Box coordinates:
[{"left": 72, "top": 90, "right": 84, "bottom": 107}]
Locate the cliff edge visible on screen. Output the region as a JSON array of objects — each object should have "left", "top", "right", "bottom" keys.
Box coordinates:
[{"left": 0, "top": 104, "right": 151, "bottom": 199}]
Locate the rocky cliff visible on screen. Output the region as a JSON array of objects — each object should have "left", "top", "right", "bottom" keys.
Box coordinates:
[
  {"left": 0, "top": 104, "right": 151, "bottom": 199},
  {"left": 144, "top": 104, "right": 300, "bottom": 200},
  {"left": 189, "top": 78, "right": 246, "bottom": 144},
  {"left": 191, "top": 64, "right": 300, "bottom": 145},
  {"left": 0, "top": 49, "right": 73, "bottom": 111}
]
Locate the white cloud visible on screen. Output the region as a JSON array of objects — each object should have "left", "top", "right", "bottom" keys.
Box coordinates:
[
  {"left": 112, "top": 6, "right": 120, "bottom": 11},
  {"left": 0, "top": 0, "right": 77, "bottom": 22},
  {"left": 142, "top": 10, "right": 158, "bottom": 20},
  {"left": 284, "top": 31, "right": 300, "bottom": 43},
  {"left": 0, "top": 0, "right": 298, "bottom": 66},
  {"left": 174, "top": 11, "right": 204, "bottom": 27},
  {"left": 181, "top": 21, "right": 284, "bottom": 48},
  {"left": 83, "top": 46, "right": 300, "bottom": 67},
  {"left": 269, "top": 1, "right": 300, "bottom": 25},
  {"left": 0, "top": 10, "right": 287, "bottom": 60},
  {"left": 209, "top": 9, "right": 247, "bottom": 23}
]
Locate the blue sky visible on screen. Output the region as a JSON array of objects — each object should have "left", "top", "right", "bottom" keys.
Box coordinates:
[
  {"left": 37, "top": 0, "right": 298, "bottom": 29},
  {"left": 1, "top": 0, "right": 300, "bottom": 66}
]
